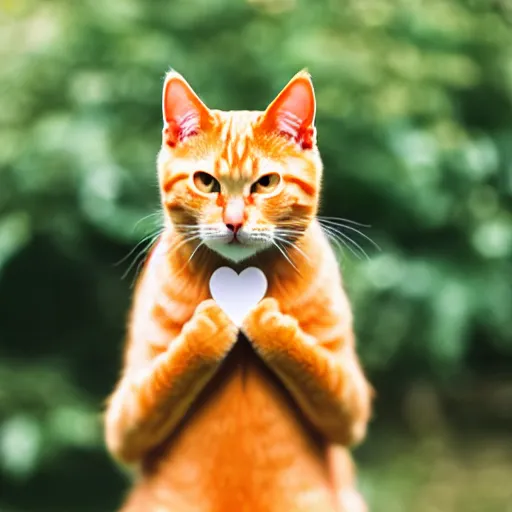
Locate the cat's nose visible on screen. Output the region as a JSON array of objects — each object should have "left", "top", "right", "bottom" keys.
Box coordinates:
[
  {"left": 225, "top": 222, "right": 242, "bottom": 234},
  {"left": 223, "top": 198, "right": 245, "bottom": 235}
]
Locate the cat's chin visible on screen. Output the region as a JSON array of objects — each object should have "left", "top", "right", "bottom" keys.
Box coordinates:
[{"left": 205, "top": 241, "right": 266, "bottom": 263}]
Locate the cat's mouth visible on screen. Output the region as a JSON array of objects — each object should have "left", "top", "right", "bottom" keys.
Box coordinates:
[
  {"left": 226, "top": 229, "right": 254, "bottom": 246},
  {"left": 202, "top": 232, "right": 270, "bottom": 262},
  {"left": 195, "top": 223, "right": 274, "bottom": 262},
  {"left": 228, "top": 236, "right": 242, "bottom": 245}
]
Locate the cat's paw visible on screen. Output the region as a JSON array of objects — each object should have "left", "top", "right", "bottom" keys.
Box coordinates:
[
  {"left": 242, "top": 298, "right": 299, "bottom": 358},
  {"left": 195, "top": 299, "right": 235, "bottom": 329},
  {"left": 182, "top": 299, "right": 239, "bottom": 361},
  {"left": 246, "top": 297, "right": 280, "bottom": 322}
]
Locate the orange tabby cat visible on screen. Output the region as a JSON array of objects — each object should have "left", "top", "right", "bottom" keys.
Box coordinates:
[{"left": 104, "top": 70, "right": 373, "bottom": 512}]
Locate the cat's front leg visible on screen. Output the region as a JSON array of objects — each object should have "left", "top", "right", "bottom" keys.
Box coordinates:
[
  {"left": 105, "top": 300, "right": 238, "bottom": 464},
  {"left": 242, "top": 298, "right": 372, "bottom": 446}
]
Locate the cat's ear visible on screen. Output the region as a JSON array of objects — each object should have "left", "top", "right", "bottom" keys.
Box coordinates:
[
  {"left": 261, "top": 70, "right": 316, "bottom": 150},
  {"left": 162, "top": 71, "right": 213, "bottom": 147}
]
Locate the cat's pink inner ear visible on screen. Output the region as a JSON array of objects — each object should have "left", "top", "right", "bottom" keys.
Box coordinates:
[
  {"left": 162, "top": 73, "right": 212, "bottom": 147},
  {"left": 262, "top": 71, "right": 316, "bottom": 150}
]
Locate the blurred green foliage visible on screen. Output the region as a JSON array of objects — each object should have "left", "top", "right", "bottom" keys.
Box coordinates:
[{"left": 0, "top": 0, "right": 511, "bottom": 510}]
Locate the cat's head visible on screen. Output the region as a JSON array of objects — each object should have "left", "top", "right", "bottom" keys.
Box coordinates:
[{"left": 157, "top": 70, "right": 323, "bottom": 262}]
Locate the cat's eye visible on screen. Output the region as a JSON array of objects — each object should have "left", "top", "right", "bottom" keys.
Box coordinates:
[
  {"left": 250, "top": 173, "right": 281, "bottom": 194},
  {"left": 193, "top": 172, "right": 221, "bottom": 194}
]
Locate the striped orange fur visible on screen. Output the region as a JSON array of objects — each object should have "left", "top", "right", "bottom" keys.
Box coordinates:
[{"left": 104, "top": 70, "right": 373, "bottom": 512}]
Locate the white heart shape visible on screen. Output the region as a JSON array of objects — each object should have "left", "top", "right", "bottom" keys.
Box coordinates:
[{"left": 209, "top": 267, "right": 268, "bottom": 326}]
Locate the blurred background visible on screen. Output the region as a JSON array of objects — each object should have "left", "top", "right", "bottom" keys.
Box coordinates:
[{"left": 1, "top": 0, "right": 511, "bottom": 510}]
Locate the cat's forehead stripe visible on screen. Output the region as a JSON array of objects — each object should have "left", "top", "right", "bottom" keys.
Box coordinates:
[{"left": 217, "top": 112, "right": 258, "bottom": 180}]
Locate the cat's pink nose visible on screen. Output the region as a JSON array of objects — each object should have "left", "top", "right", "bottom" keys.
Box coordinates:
[{"left": 224, "top": 198, "right": 245, "bottom": 235}]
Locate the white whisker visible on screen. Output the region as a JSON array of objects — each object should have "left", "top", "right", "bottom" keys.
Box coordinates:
[
  {"left": 337, "top": 230, "right": 369, "bottom": 260},
  {"left": 122, "top": 231, "right": 163, "bottom": 285},
  {"left": 320, "top": 224, "right": 357, "bottom": 260},
  {"left": 319, "top": 219, "right": 380, "bottom": 251},
  {"left": 317, "top": 216, "right": 370, "bottom": 228},
  {"left": 272, "top": 240, "right": 299, "bottom": 273},
  {"left": 169, "top": 234, "right": 203, "bottom": 257},
  {"left": 115, "top": 230, "right": 162, "bottom": 268},
  {"left": 133, "top": 211, "right": 163, "bottom": 232},
  {"left": 273, "top": 235, "right": 312, "bottom": 263},
  {"left": 320, "top": 222, "right": 372, "bottom": 259},
  {"left": 322, "top": 224, "right": 366, "bottom": 260},
  {"left": 185, "top": 241, "right": 204, "bottom": 266}
]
